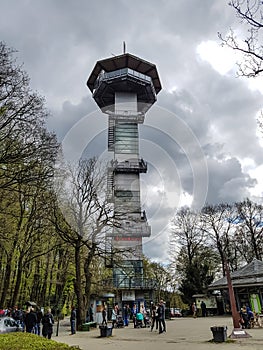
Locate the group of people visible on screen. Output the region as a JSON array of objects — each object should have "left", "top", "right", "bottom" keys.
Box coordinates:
[
  {"left": 191, "top": 301, "right": 207, "bottom": 318},
  {"left": 109, "top": 300, "right": 166, "bottom": 333},
  {"left": 150, "top": 300, "right": 166, "bottom": 334},
  {"left": 131, "top": 304, "right": 149, "bottom": 328},
  {"left": 239, "top": 305, "right": 263, "bottom": 329},
  {"left": 0, "top": 305, "right": 54, "bottom": 339}
]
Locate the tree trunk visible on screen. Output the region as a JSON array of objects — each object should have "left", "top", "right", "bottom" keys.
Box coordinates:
[
  {"left": 30, "top": 259, "right": 40, "bottom": 301},
  {"left": 0, "top": 255, "right": 12, "bottom": 306},
  {"left": 54, "top": 248, "right": 69, "bottom": 311},
  {"left": 11, "top": 253, "right": 24, "bottom": 306},
  {"left": 84, "top": 257, "right": 92, "bottom": 320},
  {"left": 74, "top": 239, "right": 85, "bottom": 329},
  {"left": 40, "top": 254, "right": 50, "bottom": 305}
]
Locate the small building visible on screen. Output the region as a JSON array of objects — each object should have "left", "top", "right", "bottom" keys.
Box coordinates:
[{"left": 208, "top": 259, "right": 263, "bottom": 313}]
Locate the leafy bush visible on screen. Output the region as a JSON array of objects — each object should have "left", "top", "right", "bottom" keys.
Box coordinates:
[{"left": 0, "top": 333, "right": 81, "bottom": 350}]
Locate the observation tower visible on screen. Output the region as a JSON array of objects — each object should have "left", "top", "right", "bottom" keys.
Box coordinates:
[{"left": 87, "top": 52, "right": 161, "bottom": 307}]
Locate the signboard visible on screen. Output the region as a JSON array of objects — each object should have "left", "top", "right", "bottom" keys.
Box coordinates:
[
  {"left": 250, "top": 294, "right": 261, "bottom": 313},
  {"left": 196, "top": 296, "right": 217, "bottom": 309},
  {"left": 122, "top": 290, "right": 135, "bottom": 301},
  {"left": 114, "top": 237, "right": 141, "bottom": 241},
  {"left": 233, "top": 330, "right": 246, "bottom": 335}
]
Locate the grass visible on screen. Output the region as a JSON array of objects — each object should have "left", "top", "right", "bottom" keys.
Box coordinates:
[{"left": 0, "top": 333, "right": 81, "bottom": 350}]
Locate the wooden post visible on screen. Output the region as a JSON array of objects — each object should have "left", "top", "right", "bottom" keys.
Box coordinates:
[
  {"left": 224, "top": 259, "right": 251, "bottom": 338},
  {"left": 224, "top": 260, "right": 240, "bottom": 328}
]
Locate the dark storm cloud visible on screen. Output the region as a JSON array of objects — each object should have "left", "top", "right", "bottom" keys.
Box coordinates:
[
  {"left": 205, "top": 156, "right": 257, "bottom": 204},
  {"left": 47, "top": 96, "right": 98, "bottom": 139}
]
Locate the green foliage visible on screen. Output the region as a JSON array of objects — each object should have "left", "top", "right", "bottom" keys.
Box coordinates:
[
  {"left": 0, "top": 333, "right": 80, "bottom": 350},
  {"left": 169, "top": 293, "right": 188, "bottom": 310},
  {"left": 176, "top": 245, "right": 219, "bottom": 304}
]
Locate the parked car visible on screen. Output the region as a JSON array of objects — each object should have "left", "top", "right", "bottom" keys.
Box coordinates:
[
  {"left": 0, "top": 317, "right": 23, "bottom": 333},
  {"left": 170, "top": 308, "right": 182, "bottom": 317}
]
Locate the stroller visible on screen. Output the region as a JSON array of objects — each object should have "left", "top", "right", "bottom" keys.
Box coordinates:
[
  {"left": 134, "top": 312, "right": 144, "bottom": 328},
  {"left": 116, "top": 314, "right": 124, "bottom": 328},
  {"left": 144, "top": 311, "right": 151, "bottom": 327}
]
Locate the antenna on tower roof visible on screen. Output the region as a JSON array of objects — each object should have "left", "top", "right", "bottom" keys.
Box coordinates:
[{"left": 123, "top": 41, "right": 126, "bottom": 54}]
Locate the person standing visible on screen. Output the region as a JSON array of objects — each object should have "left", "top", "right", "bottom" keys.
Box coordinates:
[
  {"left": 101, "top": 305, "right": 107, "bottom": 325},
  {"left": 41, "top": 308, "right": 54, "bottom": 339},
  {"left": 70, "top": 306, "right": 76, "bottom": 335},
  {"left": 150, "top": 304, "right": 158, "bottom": 332},
  {"left": 111, "top": 307, "right": 117, "bottom": 328},
  {"left": 140, "top": 305, "right": 147, "bottom": 327},
  {"left": 132, "top": 304, "right": 138, "bottom": 327},
  {"left": 200, "top": 301, "right": 207, "bottom": 317},
  {"left": 123, "top": 304, "right": 130, "bottom": 326},
  {"left": 35, "top": 307, "right": 43, "bottom": 335},
  {"left": 157, "top": 300, "right": 166, "bottom": 334},
  {"left": 191, "top": 302, "right": 197, "bottom": 318},
  {"left": 12, "top": 306, "right": 24, "bottom": 331},
  {"left": 89, "top": 304, "right": 94, "bottom": 322},
  {"left": 25, "top": 308, "right": 37, "bottom": 333}
]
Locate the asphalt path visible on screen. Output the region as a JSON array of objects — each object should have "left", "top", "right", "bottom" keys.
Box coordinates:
[{"left": 53, "top": 316, "right": 263, "bottom": 350}]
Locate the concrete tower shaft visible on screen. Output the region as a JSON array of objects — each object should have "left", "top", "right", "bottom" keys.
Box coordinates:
[{"left": 87, "top": 53, "right": 161, "bottom": 293}]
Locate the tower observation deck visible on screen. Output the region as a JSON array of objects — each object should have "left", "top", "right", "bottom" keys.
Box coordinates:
[{"left": 87, "top": 53, "right": 161, "bottom": 306}]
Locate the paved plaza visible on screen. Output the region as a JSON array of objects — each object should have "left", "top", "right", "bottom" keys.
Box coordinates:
[{"left": 54, "top": 316, "right": 263, "bottom": 350}]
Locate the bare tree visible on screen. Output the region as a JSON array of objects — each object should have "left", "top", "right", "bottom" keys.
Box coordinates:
[
  {"left": 201, "top": 203, "right": 242, "bottom": 274},
  {"left": 169, "top": 207, "right": 218, "bottom": 303},
  {"left": 219, "top": 0, "right": 263, "bottom": 77},
  {"left": 170, "top": 207, "right": 206, "bottom": 266},
  {"left": 0, "top": 42, "right": 59, "bottom": 190},
  {"left": 52, "top": 157, "right": 114, "bottom": 327},
  {"left": 234, "top": 198, "right": 263, "bottom": 261}
]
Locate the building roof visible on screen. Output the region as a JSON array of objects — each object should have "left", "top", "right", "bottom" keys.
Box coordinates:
[
  {"left": 208, "top": 259, "right": 263, "bottom": 289},
  {"left": 87, "top": 53, "right": 162, "bottom": 94}
]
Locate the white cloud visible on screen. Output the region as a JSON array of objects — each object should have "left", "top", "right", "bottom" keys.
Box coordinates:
[
  {"left": 248, "top": 165, "right": 263, "bottom": 198},
  {"left": 196, "top": 40, "right": 237, "bottom": 75},
  {"left": 197, "top": 39, "right": 263, "bottom": 96},
  {"left": 247, "top": 76, "right": 263, "bottom": 95}
]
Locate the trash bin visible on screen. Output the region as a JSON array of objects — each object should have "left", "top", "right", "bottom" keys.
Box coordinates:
[
  {"left": 99, "top": 325, "right": 113, "bottom": 337},
  {"left": 210, "top": 326, "right": 227, "bottom": 342}
]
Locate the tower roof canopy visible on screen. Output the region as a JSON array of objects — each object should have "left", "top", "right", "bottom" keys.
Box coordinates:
[{"left": 87, "top": 53, "right": 162, "bottom": 94}]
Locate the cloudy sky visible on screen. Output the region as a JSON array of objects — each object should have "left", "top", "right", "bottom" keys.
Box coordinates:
[{"left": 1, "top": 0, "right": 263, "bottom": 261}]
